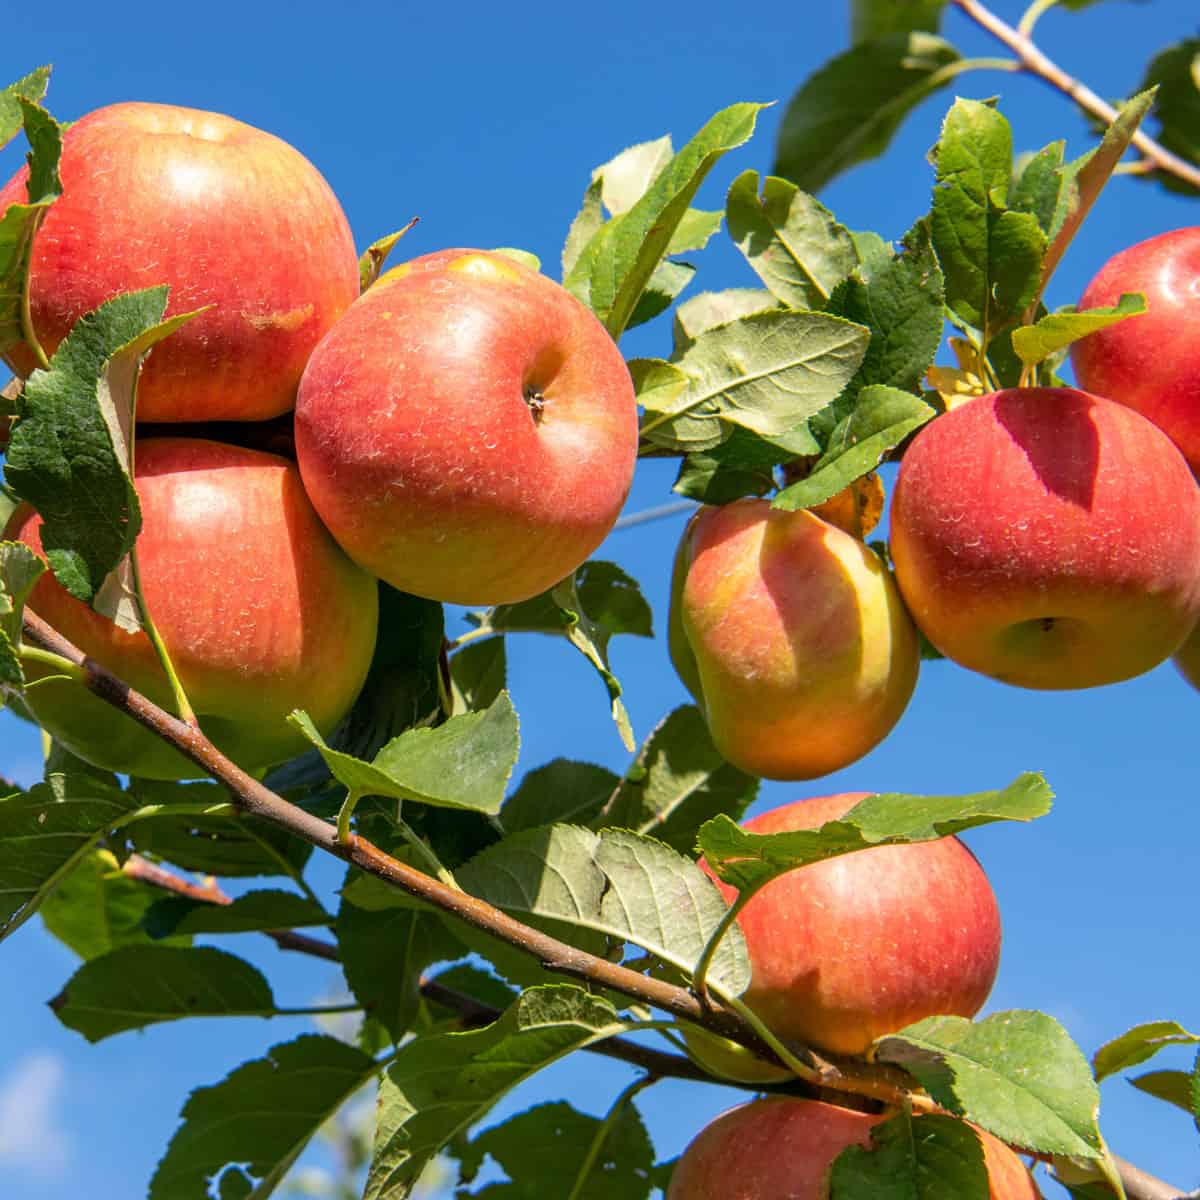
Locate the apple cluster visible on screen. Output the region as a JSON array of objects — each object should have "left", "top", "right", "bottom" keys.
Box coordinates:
[{"left": 1, "top": 101, "right": 638, "bottom": 778}]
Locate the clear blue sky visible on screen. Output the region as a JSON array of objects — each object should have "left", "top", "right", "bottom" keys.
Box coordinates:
[{"left": 2, "top": 1, "right": 1198, "bottom": 1195}]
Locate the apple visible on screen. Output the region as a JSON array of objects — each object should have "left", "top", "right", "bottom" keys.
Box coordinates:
[
  {"left": 701, "top": 792, "right": 1001, "bottom": 1055},
  {"left": 890, "top": 388, "right": 1200, "bottom": 689},
  {"left": 7, "top": 437, "right": 378, "bottom": 779},
  {"left": 1174, "top": 623, "right": 1200, "bottom": 692},
  {"left": 668, "top": 1098, "right": 1040, "bottom": 1199},
  {"left": 293, "top": 248, "right": 638, "bottom": 605},
  {"left": 0, "top": 101, "right": 360, "bottom": 423},
  {"left": 671, "top": 498, "right": 919, "bottom": 780},
  {"left": 1071, "top": 228, "right": 1200, "bottom": 470}
]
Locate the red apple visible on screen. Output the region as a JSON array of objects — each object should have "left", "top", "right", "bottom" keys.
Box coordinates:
[
  {"left": 702, "top": 793, "right": 1001, "bottom": 1055},
  {"left": 293, "top": 248, "right": 638, "bottom": 605},
  {"left": 672, "top": 498, "right": 919, "bottom": 780},
  {"left": 7, "top": 437, "right": 378, "bottom": 779},
  {"left": 0, "top": 101, "right": 360, "bottom": 423},
  {"left": 1071, "top": 228, "right": 1200, "bottom": 470},
  {"left": 668, "top": 1098, "right": 1040, "bottom": 1199},
  {"left": 890, "top": 388, "right": 1200, "bottom": 689}
]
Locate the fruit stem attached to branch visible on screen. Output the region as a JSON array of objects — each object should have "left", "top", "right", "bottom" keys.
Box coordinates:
[
  {"left": 128, "top": 545, "right": 197, "bottom": 727},
  {"left": 950, "top": 0, "right": 1200, "bottom": 192}
]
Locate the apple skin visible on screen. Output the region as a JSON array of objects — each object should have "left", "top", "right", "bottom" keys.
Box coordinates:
[
  {"left": 1174, "top": 623, "right": 1200, "bottom": 692},
  {"left": 890, "top": 388, "right": 1200, "bottom": 689},
  {"left": 1071, "top": 228, "right": 1200, "bottom": 470},
  {"left": 7, "top": 438, "right": 378, "bottom": 779},
  {"left": 703, "top": 793, "right": 1001, "bottom": 1056},
  {"left": 0, "top": 102, "right": 360, "bottom": 423},
  {"left": 672, "top": 498, "right": 919, "bottom": 780},
  {"left": 293, "top": 249, "right": 638, "bottom": 605},
  {"left": 668, "top": 1098, "right": 1040, "bottom": 1200}
]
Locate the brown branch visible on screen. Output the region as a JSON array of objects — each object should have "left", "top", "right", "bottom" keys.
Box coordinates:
[
  {"left": 950, "top": 0, "right": 1200, "bottom": 192},
  {"left": 18, "top": 610, "right": 1190, "bottom": 1199}
]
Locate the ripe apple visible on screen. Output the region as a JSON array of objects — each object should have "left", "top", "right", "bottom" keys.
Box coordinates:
[
  {"left": 668, "top": 1098, "right": 1040, "bottom": 1199},
  {"left": 0, "top": 101, "right": 360, "bottom": 423},
  {"left": 7, "top": 438, "right": 378, "bottom": 779},
  {"left": 293, "top": 248, "right": 638, "bottom": 605},
  {"left": 1071, "top": 228, "right": 1200, "bottom": 470},
  {"left": 701, "top": 793, "right": 1001, "bottom": 1055},
  {"left": 671, "top": 498, "right": 919, "bottom": 780},
  {"left": 890, "top": 388, "right": 1200, "bottom": 689},
  {"left": 1174, "top": 623, "right": 1200, "bottom": 692}
]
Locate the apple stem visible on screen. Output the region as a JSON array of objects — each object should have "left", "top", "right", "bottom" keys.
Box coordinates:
[
  {"left": 129, "top": 545, "right": 197, "bottom": 727},
  {"left": 951, "top": 0, "right": 1200, "bottom": 192},
  {"left": 1015, "top": 0, "right": 1059, "bottom": 39},
  {"left": 720, "top": 994, "right": 818, "bottom": 1082},
  {"left": 336, "top": 788, "right": 362, "bottom": 845},
  {"left": 19, "top": 212, "right": 51, "bottom": 372}
]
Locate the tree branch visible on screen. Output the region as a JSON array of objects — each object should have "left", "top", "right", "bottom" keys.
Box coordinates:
[
  {"left": 18, "top": 609, "right": 1190, "bottom": 1199},
  {"left": 950, "top": 0, "right": 1200, "bottom": 192}
]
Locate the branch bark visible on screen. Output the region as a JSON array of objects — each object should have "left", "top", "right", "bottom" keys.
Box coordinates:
[
  {"left": 950, "top": 0, "right": 1200, "bottom": 192},
  {"left": 19, "top": 609, "right": 1190, "bottom": 1199}
]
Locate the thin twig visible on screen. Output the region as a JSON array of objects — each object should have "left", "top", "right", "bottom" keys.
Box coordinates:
[
  {"left": 17, "top": 609, "right": 1191, "bottom": 1200},
  {"left": 950, "top": 0, "right": 1200, "bottom": 192}
]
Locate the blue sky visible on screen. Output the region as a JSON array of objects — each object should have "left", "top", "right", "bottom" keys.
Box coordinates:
[{"left": 2, "top": 1, "right": 1199, "bottom": 1195}]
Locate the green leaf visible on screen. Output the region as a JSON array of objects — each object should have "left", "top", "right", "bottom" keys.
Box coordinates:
[
  {"left": 142, "top": 889, "right": 331, "bottom": 939},
  {"left": 365, "top": 985, "right": 633, "bottom": 1199},
  {"left": 773, "top": 385, "right": 935, "bottom": 511},
  {"left": 830, "top": 1110, "right": 991, "bottom": 1200},
  {"left": 827, "top": 218, "right": 946, "bottom": 400},
  {"left": 1130, "top": 1069, "right": 1198, "bottom": 1116},
  {"left": 289, "top": 690, "right": 519, "bottom": 816},
  {"left": 424, "top": 963, "right": 516, "bottom": 1018},
  {"left": 596, "top": 706, "right": 757, "bottom": 855},
  {"left": 851, "top": 0, "right": 947, "bottom": 41},
  {"left": 669, "top": 208, "right": 723, "bottom": 255},
  {"left": 566, "top": 102, "right": 765, "bottom": 338},
  {"left": 51, "top": 944, "right": 278, "bottom": 1042},
  {"left": 450, "top": 637, "right": 507, "bottom": 716},
  {"left": 337, "top": 891, "right": 464, "bottom": 1042},
  {"left": 358, "top": 220, "right": 418, "bottom": 291},
  {"left": 0, "top": 67, "right": 51, "bottom": 150},
  {"left": 150, "top": 1034, "right": 376, "bottom": 1200},
  {"left": 638, "top": 308, "right": 870, "bottom": 452},
  {"left": 1012, "top": 142, "right": 1068, "bottom": 236},
  {"left": 0, "top": 103, "right": 62, "bottom": 359},
  {"left": 1092, "top": 1019, "right": 1200, "bottom": 1081},
  {"left": 673, "top": 288, "right": 781, "bottom": 346},
  {"left": 930, "top": 98, "right": 1046, "bottom": 337},
  {"left": 456, "top": 824, "right": 750, "bottom": 996},
  {"left": 1012, "top": 294, "right": 1147, "bottom": 367},
  {"left": 127, "top": 788, "right": 312, "bottom": 878},
  {"left": 625, "top": 259, "right": 696, "bottom": 332},
  {"left": 561, "top": 178, "right": 604, "bottom": 281},
  {"left": 4, "top": 287, "right": 199, "bottom": 624},
  {"left": 457, "top": 1100, "right": 655, "bottom": 1200},
  {"left": 673, "top": 423, "right": 816, "bottom": 506},
  {"left": 876, "top": 1010, "right": 1103, "bottom": 1159},
  {"left": 1138, "top": 39, "right": 1200, "bottom": 193},
  {"left": 501, "top": 759, "right": 620, "bottom": 834},
  {"left": 774, "top": 34, "right": 961, "bottom": 193},
  {"left": 700, "top": 773, "right": 1052, "bottom": 893},
  {"left": 0, "top": 769, "right": 136, "bottom": 941},
  {"left": 592, "top": 135, "right": 674, "bottom": 216},
  {"left": 42, "top": 848, "right": 190, "bottom": 959},
  {"left": 1034, "top": 89, "right": 1156, "bottom": 308},
  {"left": 0, "top": 539, "right": 46, "bottom": 689},
  {"left": 726, "top": 170, "right": 857, "bottom": 309}
]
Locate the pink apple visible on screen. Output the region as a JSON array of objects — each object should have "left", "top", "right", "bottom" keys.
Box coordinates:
[
  {"left": 293, "top": 248, "right": 638, "bottom": 605},
  {"left": 1072, "top": 228, "right": 1200, "bottom": 470},
  {"left": 0, "top": 101, "right": 360, "bottom": 422},
  {"left": 668, "top": 1098, "right": 1040, "bottom": 1199},
  {"left": 8, "top": 437, "right": 378, "bottom": 779},
  {"left": 702, "top": 793, "right": 1001, "bottom": 1055},
  {"left": 890, "top": 388, "right": 1200, "bottom": 689},
  {"left": 672, "top": 498, "right": 919, "bottom": 780}
]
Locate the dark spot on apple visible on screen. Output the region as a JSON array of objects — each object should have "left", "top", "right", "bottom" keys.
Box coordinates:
[
  {"left": 524, "top": 385, "right": 546, "bottom": 424},
  {"left": 1039, "top": 617, "right": 1056, "bottom": 632}
]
